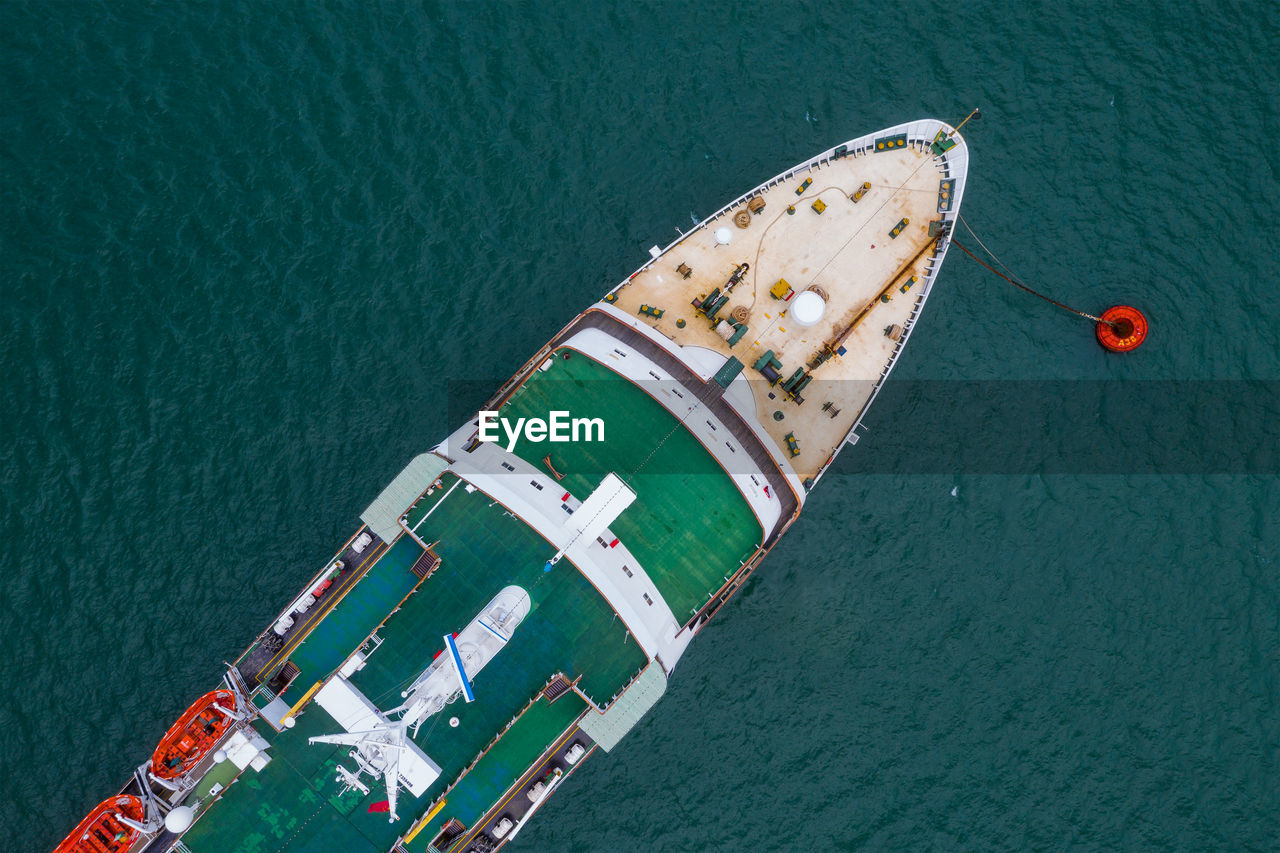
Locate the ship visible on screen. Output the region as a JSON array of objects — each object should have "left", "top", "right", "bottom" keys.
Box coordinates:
[{"left": 53, "top": 118, "right": 970, "bottom": 853}]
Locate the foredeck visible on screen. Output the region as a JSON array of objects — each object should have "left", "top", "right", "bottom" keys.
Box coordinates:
[
  {"left": 498, "top": 347, "right": 763, "bottom": 619},
  {"left": 181, "top": 474, "right": 647, "bottom": 853},
  {"left": 610, "top": 129, "right": 964, "bottom": 480}
]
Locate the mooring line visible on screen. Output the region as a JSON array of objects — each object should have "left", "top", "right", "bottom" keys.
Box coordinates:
[{"left": 952, "top": 215, "right": 1114, "bottom": 328}]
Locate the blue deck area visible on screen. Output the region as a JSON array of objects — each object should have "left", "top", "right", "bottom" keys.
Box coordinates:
[
  {"left": 273, "top": 535, "right": 423, "bottom": 694},
  {"left": 403, "top": 693, "right": 588, "bottom": 852}
]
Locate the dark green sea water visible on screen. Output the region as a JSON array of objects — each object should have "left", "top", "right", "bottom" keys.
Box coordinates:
[{"left": 3, "top": 2, "right": 1277, "bottom": 851}]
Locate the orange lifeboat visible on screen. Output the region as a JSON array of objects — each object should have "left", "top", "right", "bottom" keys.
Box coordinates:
[
  {"left": 150, "top": 689, "right": 237, "bottom": 780},
  {"left": 53, "top": 795, "right": 145, "bottom": 853}
]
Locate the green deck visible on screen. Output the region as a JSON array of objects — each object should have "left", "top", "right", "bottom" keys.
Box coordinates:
[
  {"left": 403, "top": 693, "right": 587, "bottom": 852},
  {"left": 182, "top": 712, "right": 386, "bottom": 853},
  {"left": 389, "top": 474, "right": 646, "bottom": 704},
  {"left": 443, "top": 694, "right": 585, "bottom": 825},
  {"left": 501, "top": 348, "right": 763, "bottom": 617},
  {"left": 182, "top": 475, "right": 646, "bottom": 853},
  {"left": 177, "top": 347, "right": 760, "bottom": 852}
]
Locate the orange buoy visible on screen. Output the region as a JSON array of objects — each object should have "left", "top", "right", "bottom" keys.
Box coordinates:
[{"left": 1096, "top": 305, "right": 1148, "bottom": 352}]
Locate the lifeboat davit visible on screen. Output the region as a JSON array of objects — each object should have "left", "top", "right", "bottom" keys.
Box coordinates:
[
  {"left": 150, "top": 689, "right": 237, "bottom": 780},
  {"left": 53, "top": 795, "right": 144, "bottom": 853}
]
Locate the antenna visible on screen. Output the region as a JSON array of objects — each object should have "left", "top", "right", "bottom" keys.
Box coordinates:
[{"left": 949, "top": 107, "right": 982, "bottom": 137}]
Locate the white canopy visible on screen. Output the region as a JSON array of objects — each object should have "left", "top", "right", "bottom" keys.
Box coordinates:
[{"left": 313, "top": 676, "right": 441, "bottom": 797}]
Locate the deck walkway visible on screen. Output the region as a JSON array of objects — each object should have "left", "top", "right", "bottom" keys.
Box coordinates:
[{"left": 235, "top": 529, "right": 389, "bottom": 688}]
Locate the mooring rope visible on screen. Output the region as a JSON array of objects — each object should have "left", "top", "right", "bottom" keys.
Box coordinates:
[{"left": 953, "top": 214, "right": 1115, "bottom": 329}]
